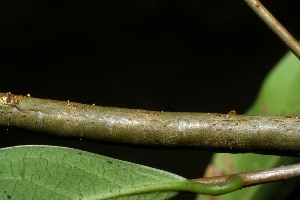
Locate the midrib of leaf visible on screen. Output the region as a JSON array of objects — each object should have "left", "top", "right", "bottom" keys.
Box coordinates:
[
  {"left": 92, "top": 176, "right": 243, "bottom": 199},
  {"left": 92, "top": 181, "right": 184, "bottom": 200}
]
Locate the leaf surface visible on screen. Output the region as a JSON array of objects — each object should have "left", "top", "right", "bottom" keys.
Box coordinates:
[{"left": 0, "top": 145, "right": 186, "bottom": 200}]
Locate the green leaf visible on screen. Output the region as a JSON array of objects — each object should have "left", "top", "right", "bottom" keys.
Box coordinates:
[
  {"left": 247, "top": 52, "right": 300, "bottom": 116},
  {"left": 0, "top": 146, "right": 245, "bottom": 200},
  {"left": 0, "top": 145, "right": 185, "bottom": 200},
  {"left": 198, "top": 52, "right": 300, "bottom": 200}
]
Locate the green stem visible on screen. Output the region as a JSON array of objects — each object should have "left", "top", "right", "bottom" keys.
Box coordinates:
[
  {"left": 97, "top": 176, "right": 244, "bottom": 199},
  {"left": 194, "top": 162, "right": 300, "bottom": 187},
  {"left": 1, "top": 92, "right": 300, "bottom": 155}
]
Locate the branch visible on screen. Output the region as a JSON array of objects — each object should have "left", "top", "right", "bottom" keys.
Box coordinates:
[
  {"left": 192, "top": 162, "right": 300, "bottom": 194},
  {"left": 1, "top": 92, "right": 300, "bottom": 155},
  {"left": 244, "top": 0, "right": 300, "bottom": 59}
]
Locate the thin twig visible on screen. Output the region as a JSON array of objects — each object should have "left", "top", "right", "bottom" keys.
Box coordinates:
[
  {"left": 193, "top": 162, "right": 300, "bottom": 189},
  {"left": 244, "top": 0, "right": 300, "bottom": 59},
  {"left": 1, "top": 92, "right": 300, "bottom": 155}
]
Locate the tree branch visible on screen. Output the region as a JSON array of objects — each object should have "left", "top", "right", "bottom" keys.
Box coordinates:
[
  {"left": 192, "top": 162, "right": 300, "bottom": 194},
  {"left": 244, "top": 0, "right": 300, "bottom": 59},
  {"left": 1, "top": 92, "right": 300, "bottom": 155}
]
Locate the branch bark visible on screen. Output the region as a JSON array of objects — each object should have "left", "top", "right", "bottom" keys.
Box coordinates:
[
  {"left": 244, "top": 0, "right": 300, "bottom": 59},
  {"left": 1, "top": 92, "right": 300, "bottom": 155},
  {"left": 193, "top": 162, "right": 300, "bottom": 193}
]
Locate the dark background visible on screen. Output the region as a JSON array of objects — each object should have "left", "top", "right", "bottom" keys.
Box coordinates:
[{"left": 1, "top": 1, "right": 300, "bottom": 199}]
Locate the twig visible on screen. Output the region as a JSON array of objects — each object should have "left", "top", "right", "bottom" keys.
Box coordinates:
[
  {"left": 192, "top": 162, "right": 300, "bottom": 193},
  {"left": 1, "top": 92, "right": 300, "bottom": 155},
  {"left": 244, "top": 0, "right": 300, "bottom": 59}
]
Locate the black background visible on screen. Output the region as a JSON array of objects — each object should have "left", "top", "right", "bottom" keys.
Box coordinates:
[{"left": 1, "top": 1, "right": 300, "bottom": 199}]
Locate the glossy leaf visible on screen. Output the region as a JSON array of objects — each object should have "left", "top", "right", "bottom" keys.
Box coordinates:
[{"left": 198, "top": 52, "right": 300, "bottom": 200}]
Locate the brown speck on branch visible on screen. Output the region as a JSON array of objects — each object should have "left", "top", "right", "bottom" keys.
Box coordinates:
[{"left": 1, "top": 92, "right": 19, "bottom": 106}]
